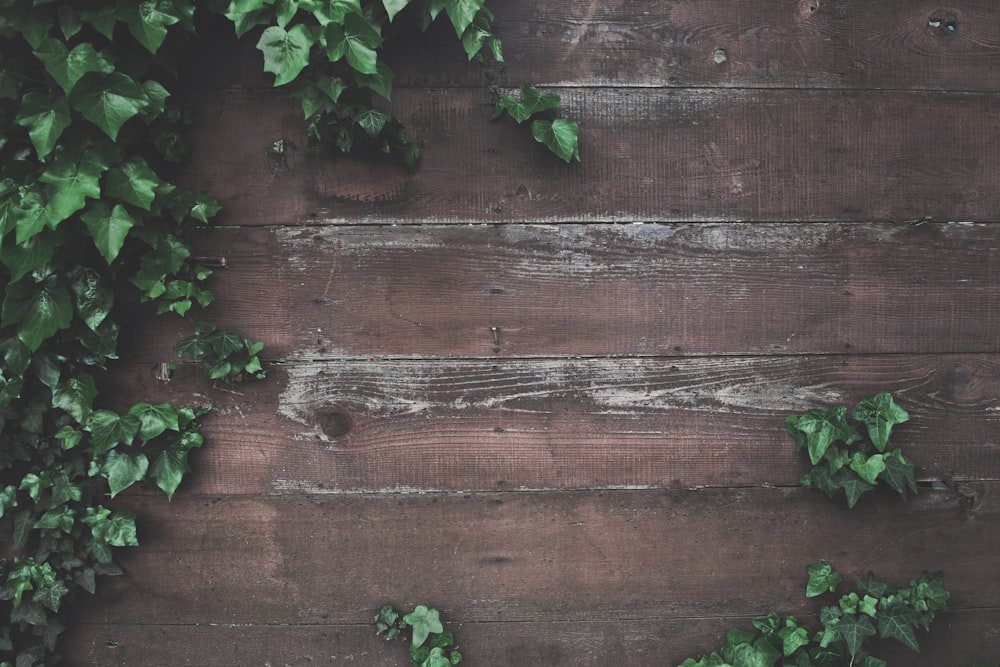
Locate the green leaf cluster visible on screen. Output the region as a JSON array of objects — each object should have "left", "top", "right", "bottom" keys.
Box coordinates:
[
  {"left": 493, "top": 84, "right": 580, "bottom": 163},
  {"left": 175, "top": 320, "right": 266, "bottom": 382},
  {"left": 0, "top": 2, "right": 264, "bottom": 663},
  {"left": 787, "top": 393, "right": 915, "bottom": 508},
  {"left": 678, "top": 560, "right": 950, "bottom": 667},
  {"left": 376, "top": 604, "right": 463, "bottom": 666},
  {"left": 218, "top": 0, "right": 576, "bottom": 165}
]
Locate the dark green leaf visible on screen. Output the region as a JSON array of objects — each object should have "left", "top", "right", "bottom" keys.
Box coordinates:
[
  {"left": 80, "top": 5, "right": 120, "bottom": 40},
  {"left": 383, "top": 0, "right": 411, "bottom": 21},
  {"left": 256, "top": 24, "right": 315, "bottom": 87},
  {"left": 39, "top": 157, "right": 105, "bottom": 226},
  {"left": 357, "top": 109, "right": 389, "bottom": 137},
  {"left": 786, "top": 406, "right": 861, "bottom": 465},
  {"left": 81, "top": 203, "right": 137, "bottom": 264},
  {"left": 531, "top": 118, "right": 580, "bottom": 163},
  {"left": 34, "top": 506, "right": 75, "bottom": 533},
  {"left": 128, "top": 402, "right": 180, "bottom": 441},
  {"left": 445, "top": 0, "right": 484, "bottom": 37},
  {"left": 69, "top": 71, "right": 150, "bottom": 140},
  {"left": 881, "top": 450, "right": 917, "bottom": 499},
  {"left": 123, "top": 0, "right": 184, "bottom": 54},
  {"left": 355, "top": 60, "right": 393, "bottom": 99},
  {"left": 304, "top": 0, "right": 362, "bottom": 25},
  {"left": 326, "top": 12, "right": 382, "bottom": 74},
  {"left": 14, "top": 92, "right": 71, "bottom": 159},
  {"left": 188, "top": 191, "right": 222, "bottom": 223},
  {"left": 105, "top": 156, "right": 161, "bottom": 210},
  {"left": 834, "top": 468, "right": 875, "bottom": 508},
  {"left": 34, "top": 39, "right": 114, "bottom": 95},
  {"left": 877, "top": 602, "right": 921, "bottom": 653},
  {"left": 86, "top": 410, "right": 140, "bottom": 453},
  {"left": 832, "top": 614, "right": 876, "bottom": 657},
  {"left": 52, "top": 373, "right": 98, "bottom": 423},
  {"left": 69, "top": 266, "right": 114, "bottom": 331},
  {"left": 0, "top": 231, "right": 57, "bottom": 282},
  {"left": 101, "top": 451, "right": 149, "bottom": 497},
  {"left": 150, "top": 447, "right": 189, "bottom": 500},
  {"left": 2, "top": 276, "right": 74, "bottom": 352},
  {"left": 853, "top": 393, "right": 909, "bottom": 452},
  {"left": 856, "top": 573, "right": 890, "bottom": 599}
]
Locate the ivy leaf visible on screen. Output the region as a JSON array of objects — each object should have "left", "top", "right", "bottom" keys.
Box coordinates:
[
  {"left": 128, "top": 402, "right": 180, "bottom": 441},
  {"left": 1, "top": 276, "right": 73, "bottom": 352},
  {"left": 806, "top": 560, "right": 842, "bottom": 597},
  {"left": 832, "top": 614, "right": 876, "bottom": 657},
  {"left": 83, "top": 507, "right": 139, "bottom": 546},
  {"left": 33, "top": 39, "right": 113, "bottom": 95},
  {"left": 188, "top": 191, "right": 222, "bottom": 223},
  {"left": 256, "top": 24, "right": 315, "bottom": 87},
  {"left": 531, "top": 118, "right": 580, "bottom": 163},
  {"left": 101, "top": 451, "right": 149, "bottom": 497},
  {"left": 403, "top": 605, "right": 443, "bottom": 649},
  {"left": 383, "top": 0, "right": 411, "bottom": 21},
  {"left": 494, "top": 84, "right": 561, "bottom": 123},
  {"left": 304, "top": 0, "right": 362, "bottom": 26},
  {"left": 856, "top": 572, "right": 889, "bottom": 599},
  {"left": 81, "top": 203, "right": 137, "bottom": 264},
  {"left": 355, "top": 60, "right": 393, "bottom": 99},
  {"left": 849, "top": 453, "right": 886, "bottom": 485},
  {"left": 445, "top": 0, "right": 485, "bottom": 37},
  {"left": 786, "top": 407, "right": 861, "bottom": 466},
  {"left": 86, "top": 410, "right": 140, "bottom": 453},
  {"left": 296, "top": 76, "right": 347, "bottom": 118},
  {"left": 326, "top": 12, "right": 382, "bottom": 75},
  {"left": 39, "top": 157, "right": 105, "bottom": 227},
  {"left": 357, "top": 109, "right": 389, "bottom": 138},
  {"left": 52, "top": 373, "right": 98, "bottom": 423},
  {"left": 123, "top": 0, "right": 184, "bottom": 54},
  {"left": 68, "top": 266, "right": 114, "bottom": 331},
  {"left": 150, "top": 447, "right": 190, "bottom": 500},
  {"left": 0, "top": 231, "right": 57, "bottom": 282},
  {"left": 853, "top": 393, "right": 909, "bottom": 452},
  {"left": 835, "top": 468, "right": 875, "bottom": 509},
  {"left": 459, "top": 8, "right": 494, "bottom": 60},
  {"left": 80, "top": 5, "right": 120, "bottom": 40},
  {"left": 69, "top": 71, "right": 150, "bottom": 140},
  {"left": 32, "top": 578, "right": 69, "bottom": 613},
  {"left": 15, "top": 92, "right": 71, "bottom": 159},
  {"left": 105, "top": 157, "right": 161, "bottom": 211},
  {"left": 877, "top": 602, "right": 921, "bottom": 652}
]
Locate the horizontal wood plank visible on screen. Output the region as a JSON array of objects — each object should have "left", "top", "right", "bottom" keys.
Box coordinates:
[
  {"left": 102, "top": 355, "right": 1000, "bottom": 495},
  {"left": 62, "top": 608, "right": 1000, "bottom": 667},
  {"left": 184, "top": 1, "right": 1000, "bottom": 92},
  {"left": 63, "top": 488, "right": 999, "bottom": 660},
  {"left": 174, "top": 88, "right": 1000, "bottom": 225},
  {"left": 124, "top": 222, "right": 1000, "bottom": 360}
]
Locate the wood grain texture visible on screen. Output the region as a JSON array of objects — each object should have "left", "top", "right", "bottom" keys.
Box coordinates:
[
  {"left": 62, "top": 609, "right": 1000, "bottom": 667},
  {"left": 184, "top": 1, "right": 1000, "bottom": 92},
  {"left": 61, "top": 487, "right": 1000, "bottom": 664},
  {"left": 122, "top": 222, "right": 1000, "bottom": 361},
  {"left": 173, "top": 87, "right": 1000, "bottom": 225},
  {"left": 101, "top": 355, "right": 1000, "bottom": 495}
]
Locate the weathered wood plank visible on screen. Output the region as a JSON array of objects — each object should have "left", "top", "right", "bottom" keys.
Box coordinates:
[
  {"left": 174, "top": 88, "right": 1000, "bottom": 225},
  {"left": 185, "top": 1, "right": 1000, "bottom": 92},
  {"left": 126, "top": 222, "right": 1000, "bottom": 361},
  {"left": 64, "top": 488, "right": 999, "bottom": 637},
  {"left": 62, "top": 608, "right": 1000, "bottom": 666},
  {"left": 103, "top": 355, "right": 1000, "bottom": 495}
]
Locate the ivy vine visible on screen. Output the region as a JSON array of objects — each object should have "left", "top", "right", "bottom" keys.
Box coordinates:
[{"left": 0, "top": 0, "right": 578, "bottom": 664}]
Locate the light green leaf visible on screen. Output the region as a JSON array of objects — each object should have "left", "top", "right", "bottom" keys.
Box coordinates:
[
  {"left": 445, "top": 0, "right": 484, "bottom": 37},
  {"left": 404, "top": 605, "right": 443, "bottom": 649},
  {"left": 81, "top": 203, "right": 137, "bottom": 264},
  {"left": 105, "top": 156, "right": 161, "bottom": 210},
  {"left": 849, "top": 453, "right": 886, "bottom": 485},
  {"left": 531, "top": 118, "right": 580, "bottom": 163},
  {"left": 52, "top": 373, "right": 98, "bottom": 423},
  {"left": 124, "top": 0, "right": 184, "bottom": 53},
  {"left": 326, "top": 12, "right": 382, "bottom": 74},
  {"left": 256, "top": 24, "right": 315, "bottom": 87},
  {"left": 69, "top": 71, "right": 150, "bottom": 140},
  {"left": 34, "top": 506, "right": 75, "bottom": 533},
  {"left": 15, "top": 92, "right": 71, "bottom": 159},
  {"left": 128, "top": 402, "right": 180, "bottom": 441},
  {"left": 101, "top": 451, "right": 149, "bottom": 497},
  {"left": 150, "top": 447, "right": 190, "bottom": 500},
  {"left": 852, "top": 393, "right": 909, "bottom": 452},
  {"left": 806, "top": 560, "right": 842, "bottom": 598},
  {"left": 34, "top": 39, "right": 114, "bottom": 94},
  {"left": 84, "top": 507, "right": 139, "bottom": 546},
  {"left": 786, "top": 407, "right": 861, "bottom": 466},
  {"left": 39, "top": 157, "right": 105, "bottom": 226},
  {"left": 383, "top": 0, "right": 411, "bottom": 21},
  {"left": 304, "top": 0, "right": 361, "bottom": 26},
  {"left": 86, "top": 410, "right": 141, "bottom": 453},
  {"left": 494, "top": 84, "right": 561, "bottom": 123},
  {"left": 188, "top": 191, "right": 222, "bottom": 223}
]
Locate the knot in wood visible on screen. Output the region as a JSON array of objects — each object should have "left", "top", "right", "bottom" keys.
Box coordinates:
[
  {"left": 927, "top": 10, "right": 959, "bottom": 36},
  {"left": 317, "top": 407, "right": 354, "bottom": 439}
]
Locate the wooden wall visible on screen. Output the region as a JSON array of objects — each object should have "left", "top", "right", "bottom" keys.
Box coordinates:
[{"left": 64, "top": 2, "right": 1000, "bottom": 665}]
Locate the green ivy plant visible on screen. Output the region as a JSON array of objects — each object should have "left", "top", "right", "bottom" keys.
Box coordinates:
[
  {"left": 493, "top": 84, "right": 580, "bottom": 163},
  {"left": 787, "top": 393, "right": 916, "bottom": 508},
  {"left": 376, "top": 603, "right": 462, "bottom": 666},
  {"left": 678, "top": 559, "right": 950, "bottom": 667},
  {"left": 232, "top": 0, "right": 580, "bottom": 165}
]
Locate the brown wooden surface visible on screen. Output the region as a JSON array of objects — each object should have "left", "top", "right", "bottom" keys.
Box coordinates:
[
  {"left": 123, "top": 222, "right": 1000, "bottom": 360},
  {"left": 63, "top": 486, "right": 1000, "bottom": 665},
  {"left": 63, "top": 1, "right": 1000, "bottom": 665}
]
